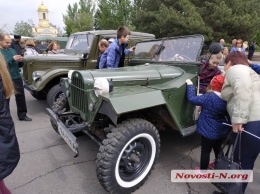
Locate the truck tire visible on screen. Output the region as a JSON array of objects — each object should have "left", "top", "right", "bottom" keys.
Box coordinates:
[
  {"left": 47, "top": 84, "right": 63, "bottom": 108},
  {"left": 50, "top": 93, "right": 69, "bottom": 134},
  {"left": 96, "top": 118, "right": 160, "bottom": 194},
  {"left": 31, "top": 91, "right": 47, "bottom": 100}
]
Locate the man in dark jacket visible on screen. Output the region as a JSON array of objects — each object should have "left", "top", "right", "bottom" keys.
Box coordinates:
[
  {"left": 248, "top": 41, "right": 256, "bottom": 60},
  {"left": 10, "top": 34, "right": 24, "bottom": 68},
  {"left": 0, "top": 33, "right": 32, "bottom": 121}
]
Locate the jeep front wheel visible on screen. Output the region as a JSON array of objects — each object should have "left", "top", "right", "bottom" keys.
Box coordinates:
[
  {"left": 96, "top": 118, "right": 160, "bottom": 194},
  {"left": 47, "top": 84, "right": 63, "bottom": 108}
]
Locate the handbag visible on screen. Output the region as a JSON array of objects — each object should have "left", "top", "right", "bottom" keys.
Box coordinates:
[{"left": 212, "top": 132, "right": 243, "bottom": 194}]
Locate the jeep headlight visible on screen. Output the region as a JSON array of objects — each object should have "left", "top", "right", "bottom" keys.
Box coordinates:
[
  {"left": 68, "top": 70, "right": 75, "bottom": 79},
  {"left": 94, "top": 78, "right": 113, "bottom": 96},
  {"left": 32, "top": 71, "right": 41, "bottom": 82}
]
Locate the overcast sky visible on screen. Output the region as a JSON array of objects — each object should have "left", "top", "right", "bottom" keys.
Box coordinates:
[{"left": 0, "top": 0, "right": 82, "bottom": 33}]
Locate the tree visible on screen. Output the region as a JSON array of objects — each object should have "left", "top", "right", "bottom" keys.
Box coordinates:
[
  {"left": 133, "top": 0, "right": 212, "bottom": 39},
  {"left": 132, "top": 0, "right": 260, "bottom": 42},
  {"left": 63, "top": 0, "right": 95, "bottom": 36},
  {"left": 96, "top": 0, "right": 134, "bottom": 30},
  {"left": 13, "top": 20, "right": 33, "bottom": 37}
]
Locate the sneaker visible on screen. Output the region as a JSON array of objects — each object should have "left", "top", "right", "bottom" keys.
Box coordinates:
[{"left": 208, "top": 162, "right": 215, "bottom": 169}]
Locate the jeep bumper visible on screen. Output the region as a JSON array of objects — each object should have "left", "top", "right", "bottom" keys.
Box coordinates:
[
  {"left": 24, "top": 83, "right": 37, "bottom": 95},
  {"left": 46, "top": 108, "right": 79, "bottom": 157}
]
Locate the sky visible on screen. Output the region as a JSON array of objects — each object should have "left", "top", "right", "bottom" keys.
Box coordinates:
[{"left": 0, "top": 0, "right": 81, "bottom": 34}]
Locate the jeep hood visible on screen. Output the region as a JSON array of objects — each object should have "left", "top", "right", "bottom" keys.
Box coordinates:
[{"left": 85, "top": 64, "right": 184, "bottom": 86}]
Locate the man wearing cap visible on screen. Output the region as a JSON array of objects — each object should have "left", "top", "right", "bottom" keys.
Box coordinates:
[
  {"left": 0, "top": 33, "right": 32, "bottom": 121},
  {"left": 10, "top": 35, "right": 24, "bottom": 68}
]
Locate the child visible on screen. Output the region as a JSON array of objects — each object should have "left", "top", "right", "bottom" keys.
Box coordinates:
[
  {"left": 99, "top": 26, "right": 135, "bottom": 69},
  {"left": 199, "top": 52, "right": 222, "bottom": 94},
  {"left": 186, "top": 75, "right": 230, "bottom": 170}
]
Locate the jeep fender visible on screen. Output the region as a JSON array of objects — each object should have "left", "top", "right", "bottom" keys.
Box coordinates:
[{"left": 97, "top": 88, "right": 166, "bottom": 125}]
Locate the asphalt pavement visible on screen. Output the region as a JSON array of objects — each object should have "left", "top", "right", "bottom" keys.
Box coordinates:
[{"left": 4, "top": 84, "right": 260, "bottom": 194}]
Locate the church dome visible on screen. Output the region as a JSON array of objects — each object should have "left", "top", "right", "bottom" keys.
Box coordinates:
[{"left": 38, "top": 3, "right": 48, "bottom": 11}]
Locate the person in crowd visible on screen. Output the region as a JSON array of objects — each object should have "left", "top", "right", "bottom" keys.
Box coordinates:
[
  {"left": 96, "top": 39, "right": 109, "bottom": 69},
  {"left": 219, "top": 39, "right": 225, "bottom": 49},
  {"left": 99, "top": 26, "right": 135, "bottom": 69},
  {"left": 230, "top": 39, "right": 246, "bottom": 54},
  {"left": 221, "top": 51, "right": 260, "bottom": 193},
  {"left": 0, "top": 33, "right": 32, "bottom": 121},
  {"left": 199, "top": 52, "right": 222, "bottom": 94},
  {"left": 219, "top": 47, "right": 229, "bottom": 66},
  {"left": 10, "top": 35, "right": 24, "bottom": 68},
  {"left": 229, "top": 39, "right": 237, "bottom": 52},
  {"left": 10, "top": 35, "right": 22, "bottom": 55},
  {"left": 186, "top": 75, "right": 230, "bottom": 170},
  {"left": 248, "top": 40, "right": 256, "bottom": 60},
  {"left": 47, "top": 41, "right": 60, "bottom": 54},
  {"left": 19, "top": 38, "right": 26, "bottom": 54},
  {"left": 24, "top": 39, "right": 39, "bottom": 55},
  {"left": 0, "top": 53, "right": 20, "bottom": 194}
]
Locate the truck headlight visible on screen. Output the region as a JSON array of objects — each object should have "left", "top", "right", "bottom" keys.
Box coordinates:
[
  {"left": 68, "top": 70, "right": 75, "bottom": 79},
  {"left": 32, "top": 71, "right": 41, "bottom": 82},
  {"left": 94, "top": 78, "right": 113, "bottom": 96}
]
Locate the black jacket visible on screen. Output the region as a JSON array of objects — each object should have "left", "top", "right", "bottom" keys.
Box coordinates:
[
  {"left": 10, "top": 40, "right": 22, "bottom": 55},
  {"left": 0, "top": 77, "right": 20, "bottom": 180}
]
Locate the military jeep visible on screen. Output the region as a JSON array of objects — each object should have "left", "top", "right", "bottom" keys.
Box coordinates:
[
  {"left": 23, "top": 30, "right": 155, "bottom": 107},
  {"left": 47, "top": 35, "right": 214, "bottom": 193}
]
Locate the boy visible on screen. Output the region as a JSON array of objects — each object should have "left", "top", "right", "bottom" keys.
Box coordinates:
[{"left": 99, "top": 26, "right": 135, "bottom": 69}]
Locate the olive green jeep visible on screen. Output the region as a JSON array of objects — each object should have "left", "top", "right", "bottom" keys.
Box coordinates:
[
  {"left": 46, "top": 35, "right": 221, "bottom": 194},
  {"left": 23, "top": 30, "right": 155, "bottom": 107}
]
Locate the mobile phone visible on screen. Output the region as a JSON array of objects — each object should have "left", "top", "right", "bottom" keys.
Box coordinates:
[{"left": 21, "top": 53, "right": 24, "bottom": 57}]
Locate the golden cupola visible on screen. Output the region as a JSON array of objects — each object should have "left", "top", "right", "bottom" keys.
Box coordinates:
[{"left": 37, "top": 2, "right": 50, "bottom": 28}]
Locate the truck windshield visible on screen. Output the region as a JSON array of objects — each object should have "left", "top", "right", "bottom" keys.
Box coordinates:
[
  {"left": 65, "top": 34, "right": 94, "bottom": 51},
  {"left": 133, "top": 35, "right": 204, "bottom": 62}
]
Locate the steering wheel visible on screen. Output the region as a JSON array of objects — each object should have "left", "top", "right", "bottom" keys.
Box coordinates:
[{"left": 173, "top": 54, "right": 193, "bottom": 62}]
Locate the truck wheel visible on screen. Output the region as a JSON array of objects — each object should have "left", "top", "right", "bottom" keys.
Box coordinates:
[
  {"left": 31, "top": 91, "right": 47, "bottom": 100},
  {"left": 50, "top": 93, "right": 69, "bottom": 134},
  {"left": 96, "top": 118, "right": 160, "bottom": 194},
  {"left": 47, "top": 84, "right": 62, "bottom": 108}
]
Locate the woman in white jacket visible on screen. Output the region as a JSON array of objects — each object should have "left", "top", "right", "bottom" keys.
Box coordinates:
[
  {"left": 24, "top": 39, "right": 38, "bottom": 55},
  {"left": 221, "top": 51, "right": 260, "bottom": 193}
]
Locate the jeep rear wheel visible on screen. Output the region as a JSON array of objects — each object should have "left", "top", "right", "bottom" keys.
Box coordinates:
[
  {"left": 96, "top": 118, "right": 160, "bottom": 194},
  {"left": 47, "top": 84, "right": 63, "bottom": 108}
]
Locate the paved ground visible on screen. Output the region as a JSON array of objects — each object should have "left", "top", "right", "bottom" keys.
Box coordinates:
[{"left": 4, "top": 88, "right": 260, "bottom": 194}]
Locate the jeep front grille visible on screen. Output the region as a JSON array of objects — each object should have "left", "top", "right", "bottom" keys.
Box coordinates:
[{"left": 71, "top": 76, "right": 88, "bottom": 115}]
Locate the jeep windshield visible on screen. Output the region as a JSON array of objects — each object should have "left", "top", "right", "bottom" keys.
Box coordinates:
[
  {"left": 65, "top": 34, "right": 94, "bottom": 52},
  {"left": 133, "top": 35, "right": 204, "bottom": 62}
]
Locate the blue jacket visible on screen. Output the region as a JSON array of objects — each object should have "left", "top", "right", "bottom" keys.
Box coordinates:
[
  {"left": 251, "top": 63, "right": 260, "bottom": 74},
  {"left": 230, "top": 47, "right": 246, "bottom": 54},
  {"left": 99, "top": 39, "right": 130, "bottom": 69},
  {"left": 186, "top": 85, "right": 230, "bottom": 140}
]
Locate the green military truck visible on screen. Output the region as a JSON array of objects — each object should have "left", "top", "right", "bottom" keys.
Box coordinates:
[
  {"left": 47, "top": 35, "right": 221, "bottom": 193},
  {"left": 23, "top": 30, "right": 155, "bottom": 107}
]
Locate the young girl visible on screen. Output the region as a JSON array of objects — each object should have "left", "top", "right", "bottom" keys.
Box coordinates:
[
  {"left": 186, "top": 75, "right": 230, "bottom": 170},
  {"left": 0, "top": 53, "right": 20, "bottom": 194}
]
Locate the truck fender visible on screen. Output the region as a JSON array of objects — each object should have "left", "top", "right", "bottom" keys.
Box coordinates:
[{"left": 98, "top": 90, "right": 166, "bottom": 125}]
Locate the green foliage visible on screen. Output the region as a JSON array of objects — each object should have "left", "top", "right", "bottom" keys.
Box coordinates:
[
  {"left": 63, "top": 0, "right": 95, "bottom": 36},
  {"left": 96, "top": 0, "right": 133, "bottom": 30},
  {"left": 13, "top": 20, "right": 33, "bottom": 37},
  {"left": 132, "top": 0, "right": 260, "bottom": 42}
]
